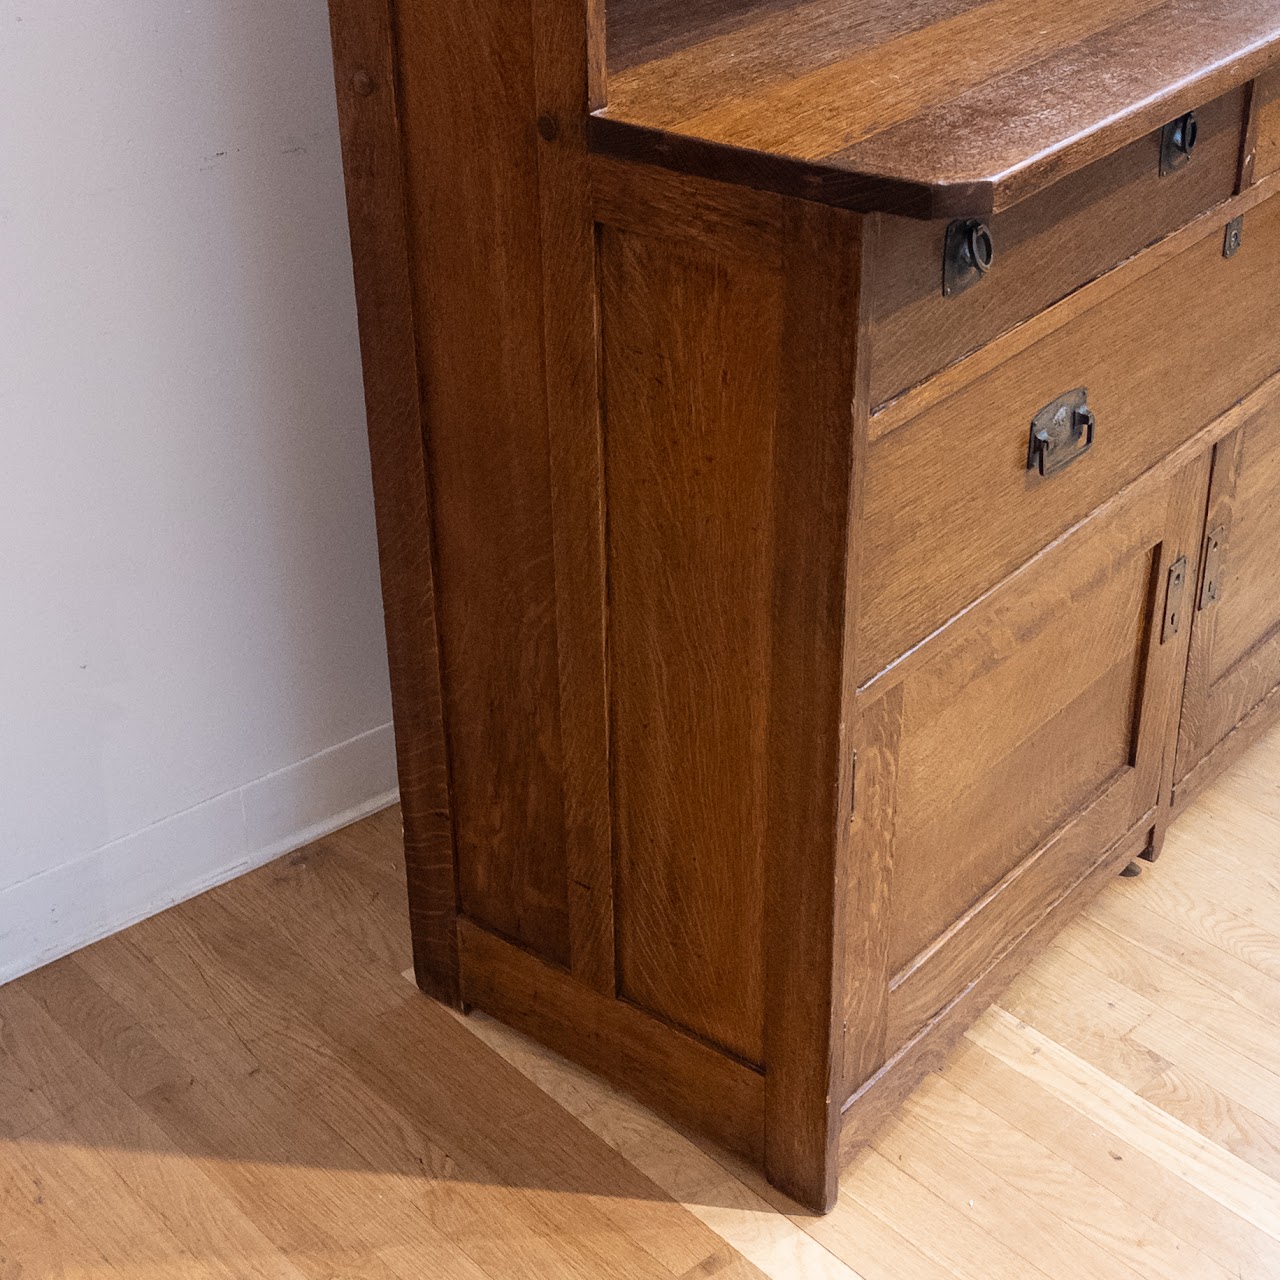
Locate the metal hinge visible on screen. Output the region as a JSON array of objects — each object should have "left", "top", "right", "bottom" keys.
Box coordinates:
[
  {"left": 1162, "top": 555, "right": 1188, "bottom": 643},
  {"left": 1199, "top": 525, "right": 1227, "bottom": 610}
]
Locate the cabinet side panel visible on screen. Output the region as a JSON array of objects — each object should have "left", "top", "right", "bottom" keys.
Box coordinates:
[
  {"left": 327, "top": 0, "right": 459, "bottom": 1002},
  {"left": 392, "top": 1, "right": 571, "bottom": 962},
  {"left": 600, "top": 223, "right": 784, "bottom": 1066}
]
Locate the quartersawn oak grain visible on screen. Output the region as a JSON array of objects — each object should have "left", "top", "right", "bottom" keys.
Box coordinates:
[
  {"left": 328, "top": 0, "right": 1280, "bottom": 1215},
  {"left": 592, "top": 0, "right": 1280, "bottom": 216},
  {"left": 601, "top": 217, "right": 783, "bottom": 1065},
  {"left": 866, "top": 86, "right": 1247, "bottom": 406},
  {"left": 858, "top": 190, "right": 1280, "bottom": 684}
]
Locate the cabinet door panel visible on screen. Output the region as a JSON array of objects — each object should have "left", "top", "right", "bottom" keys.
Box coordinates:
[
  {"left": 1176, "top": 386, "right": 1280, "bottom": 799},
  {"left": 885, "top": 510, "right": 1159, "bottom": 975},
  {"left": 842, "top": 453, "right": 1208, "bottom": 1099}
]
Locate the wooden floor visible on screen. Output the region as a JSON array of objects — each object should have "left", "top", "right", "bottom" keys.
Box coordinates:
[{"left": 4, "top": 727, "right": 1280, "bottom": 1280}]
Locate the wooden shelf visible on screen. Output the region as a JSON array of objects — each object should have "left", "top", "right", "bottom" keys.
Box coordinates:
[{"left": 592, "top": 0, "right": 1280, "bottom": 217}]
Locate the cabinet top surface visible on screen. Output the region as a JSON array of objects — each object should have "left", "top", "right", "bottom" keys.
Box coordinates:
[{"left": 592, "top": 0, "right": 1280, "bottom": 216}]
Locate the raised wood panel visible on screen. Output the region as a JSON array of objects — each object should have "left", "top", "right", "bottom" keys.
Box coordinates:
[
  {"left": 858, "top": 189, "right": 1280, "bottom": 684},
  {"left": 392, "top": 1, "right": 572, "bottom": 962},
  {"left": 1254, "top": 66, "right": 1280, "bottom": 183},
  {"left": 600, "top": 222, "right": 785, "bottom": 1065},
  {"left": 853, "top": 449, "right": 1211, "bottom": 1092},
  {"left": 839, "top": 446, "right": 1212, "bottom": 1104},
  {"left": 1176, "top": 383, "right": 1280, "bottom": 792},
  {"left": 882, "top": 496, "right": 1161, "bottom": 976},
  {"left": 867, "top": 87, "right": 1246, "bottom": 408}
]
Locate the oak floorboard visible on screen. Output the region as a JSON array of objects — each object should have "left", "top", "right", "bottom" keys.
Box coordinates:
[{"left": 2, "top": 722, "right": 1279, "bottom": 1278}]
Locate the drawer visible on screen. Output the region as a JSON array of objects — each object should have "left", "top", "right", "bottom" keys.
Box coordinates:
[
  {"left": 857, "top": 188, "right": 1280, "bottom": 686},
  {"left": 866, "top": 87, "right": 1249, "bottom": 409},
  {"left": 1256, "top": 65, "right": 1280, "bottom": 184}
]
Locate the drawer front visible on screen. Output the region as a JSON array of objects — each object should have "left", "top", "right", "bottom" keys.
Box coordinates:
[
  {"left": 858, "top": 189, "right": 1280, "bottom": 686},
  {"left": 867, "top": 87, "right": 1248, "bottom": 409},
  {"left": 1256, "top": 66, "right": 1280, "bottom": 184},
  {"left": 844, "top": 453, "right": 1209, "bottom": 1086}
]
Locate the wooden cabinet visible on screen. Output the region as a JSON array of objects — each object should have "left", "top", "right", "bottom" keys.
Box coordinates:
[{"left": 327, "top": 0, "right": 1280, "bottom": 1213}]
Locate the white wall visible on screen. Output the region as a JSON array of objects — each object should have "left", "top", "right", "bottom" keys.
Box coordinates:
[{"left": 0, "top": 1, "right": 397, "bottom": 983}]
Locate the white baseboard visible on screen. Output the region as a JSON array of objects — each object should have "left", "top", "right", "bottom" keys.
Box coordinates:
[{"left": 0, "top": 723, "right": 399, "bottom": 987}]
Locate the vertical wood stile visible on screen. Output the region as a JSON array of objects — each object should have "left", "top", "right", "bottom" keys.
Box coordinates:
[
  {"left": 326, "top": 0, "right": 460, "bottom": 1004},
  {"left": 532, "top": 0, "right": 617, "bottom": 994},
  {"left": 762, "top": 203, "right": 869, "bottom": 1210}
]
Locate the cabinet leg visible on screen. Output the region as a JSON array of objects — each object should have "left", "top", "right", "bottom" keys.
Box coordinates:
[{"left": 1141, "top": 820, "right": 1168, "bottom": 863}]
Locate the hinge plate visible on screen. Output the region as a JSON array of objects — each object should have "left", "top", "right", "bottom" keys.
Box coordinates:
[
  {"left": 1224, "top": 216, "right": 1244, "bottom": 259},
  {"left": 1199, "top": 525, "right": 1226, "bottom": 610},
  {"left": 1162, "top": 555, "right": 1188, "bottom": 643}
]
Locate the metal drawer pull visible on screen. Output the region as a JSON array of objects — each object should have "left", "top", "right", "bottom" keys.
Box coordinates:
[
  {"left": 1028, "top": 388, "right": 1095, "bottom": 478},
  {"left": 943, "top": 218, "right": 994, "bottom": 297},
  {"left": 1160, "top": 111, "right": 1199, "bottom": 175}
]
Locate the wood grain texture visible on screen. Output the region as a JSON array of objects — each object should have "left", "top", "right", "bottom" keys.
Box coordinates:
[
  {"left": 390, "top": 0, "right": 573, "bottom": 964},
  {"left": 330, "top": 0, "right": 1280, "bottom": 1217},
  {"left": 838, "top": 685, "right": 902, "bottom": 1099},
  {"left": 456, "top": 918, "right": 766, "bottom": 1161},
  {"left": 839, "top": 817, "right": 1154, "bottom": 1163},
  {"left": 6, "top": 722, "right": 1280, "bottom": 1278},
  {"left": 858, "top": 188, "right": 1280, "bottom": 684},
  {"left": 866, "top": 447, "right": 1205, "bottom": 1057},
  {"left": 1174, "top": 380, "right": 1280, "bottom": 809},
  {"left": 0, "top": 820, "right": 772, "bottom": 1280},
  {"left": 761, "top": 202, "right": 866, "bottom": 1211},
  {"left": 592, "top": 0, "right": 1280, "bottom": 215},
  {"left": 866, "top": 87, "right": 1246, "bottom": 407},
  {"left": 870, "top": 168, "right": 1280, "bottom": 439},
  {"left": 1254, "top": 64, "right": 1280, "bottom": 182},
  {"left": 600, "top": 218, "right": 785, "bottom": 1065},
  {"left": 327, "top": 0, "right": 459, "bottom": 1004},
  {"left": 533, "top": 0, "right": 616, "bottom": 993}
]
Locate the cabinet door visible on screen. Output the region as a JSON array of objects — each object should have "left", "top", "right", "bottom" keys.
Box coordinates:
[
  {"left": 1175, "top": 384, "right": 1280, "bottom": 808},
  {"left": 841, "top": 454, "right": 1208, "bottom": 1100}
]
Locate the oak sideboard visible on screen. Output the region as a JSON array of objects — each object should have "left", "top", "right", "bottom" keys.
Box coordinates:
[{"left": 326, "top": 0, "right": 1280, "bottom": 1211}]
